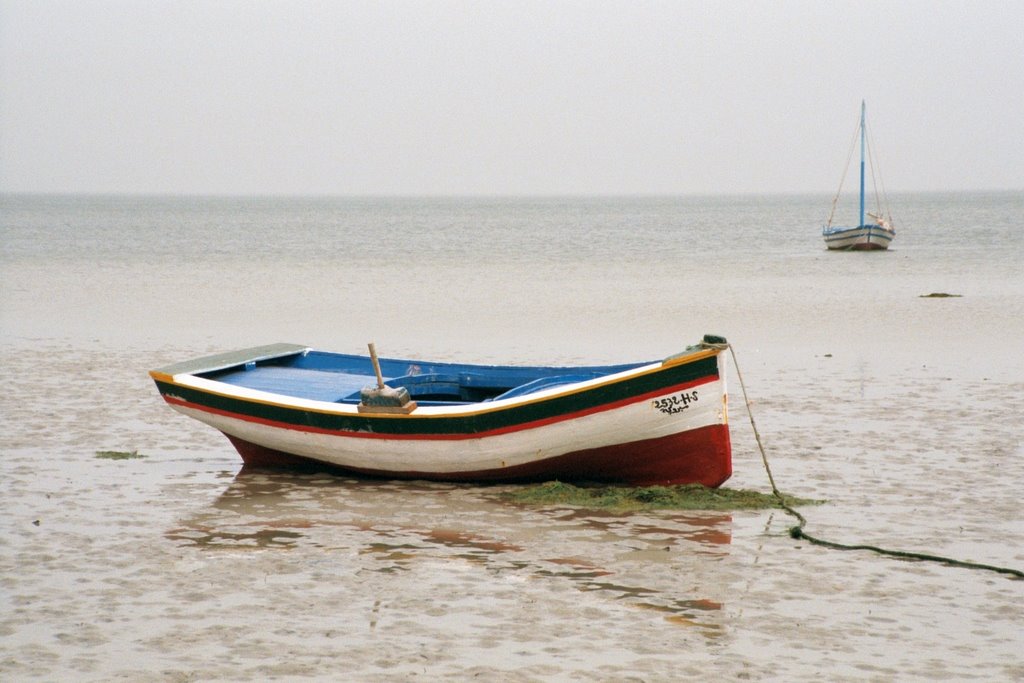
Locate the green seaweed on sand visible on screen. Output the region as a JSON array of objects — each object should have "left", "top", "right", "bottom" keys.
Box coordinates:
[
  {"left": 94, "top": 449, "right": 147, "bottom": 460},
  {"left": 505, "top": 481, "right": 819, "bottom": 511}
]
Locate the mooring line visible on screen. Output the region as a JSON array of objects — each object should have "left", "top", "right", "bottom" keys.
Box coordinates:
[{"left": 722, "top": 342, "right": 1024, "bottom": 580}]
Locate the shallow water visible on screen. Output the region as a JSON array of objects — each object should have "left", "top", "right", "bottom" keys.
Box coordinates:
[{"left": 1, "top": 194, "right": 1022, "bottom": 680}]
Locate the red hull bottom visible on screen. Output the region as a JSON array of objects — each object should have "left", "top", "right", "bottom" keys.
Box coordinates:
[{"left": 223, "top": 425, "right": 732, "bottom": 487}]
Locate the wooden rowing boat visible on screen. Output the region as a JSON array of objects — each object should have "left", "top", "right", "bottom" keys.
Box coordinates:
[{"left": 150, "top": 335, "right": 732, "bottom": 486}]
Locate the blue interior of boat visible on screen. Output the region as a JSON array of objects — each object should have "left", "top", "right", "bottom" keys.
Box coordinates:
[{"left": 204, "top": 349, "right": 645, "bottom": 405}]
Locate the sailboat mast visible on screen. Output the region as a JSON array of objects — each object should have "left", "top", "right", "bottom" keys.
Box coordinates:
[{"left": 859, "top": 100, "right": 866, "bottom": 228}]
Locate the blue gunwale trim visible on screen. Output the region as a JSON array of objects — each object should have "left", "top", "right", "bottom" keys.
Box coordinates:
[{"left": 822, "top": 224, "right": 894, "bottom": 237}]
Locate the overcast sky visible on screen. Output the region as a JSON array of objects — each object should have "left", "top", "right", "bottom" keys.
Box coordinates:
[{"left": 1, "top": 0, "right": 1021, "bottom": 196}]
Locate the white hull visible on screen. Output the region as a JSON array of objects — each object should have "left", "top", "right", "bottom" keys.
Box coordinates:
[
  {"left": 168, "top": 375, "right": 727, "bottom": 474},
  {"left": 823, "top": 224, "right": 895, "bottom": 250}
]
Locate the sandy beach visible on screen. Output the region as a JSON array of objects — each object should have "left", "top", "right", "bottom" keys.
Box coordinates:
[{"left": 2, "top": 194, "right": 1022, "bottom": 680}]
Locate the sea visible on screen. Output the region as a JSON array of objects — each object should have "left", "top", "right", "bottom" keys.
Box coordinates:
[{"left": 1, "top": 192, "right": 1022, "bottom": 681}]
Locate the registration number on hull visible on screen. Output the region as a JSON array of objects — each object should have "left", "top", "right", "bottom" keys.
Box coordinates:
[{"left": 653, "top": 390, "right": 698, "bottom": 415}]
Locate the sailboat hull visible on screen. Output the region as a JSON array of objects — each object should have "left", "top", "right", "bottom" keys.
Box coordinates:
[{"left": 822, "top": 224, "right": 895, "bottom": 251}]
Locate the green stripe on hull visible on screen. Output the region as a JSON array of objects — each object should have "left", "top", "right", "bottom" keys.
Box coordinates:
[{"left": 156, "top": 355, "right": 720, "bottom": 436}]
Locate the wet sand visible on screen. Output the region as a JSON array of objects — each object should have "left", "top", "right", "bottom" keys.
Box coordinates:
[
  {"left": 2, "top": 342, "right": 1021, "bottom": 681},
  {"left": 2, "top": 193, "right": 1022, "bottom": 680}
]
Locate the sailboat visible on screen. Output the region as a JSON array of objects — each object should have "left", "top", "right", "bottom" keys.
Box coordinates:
[{"left": 822, "top": 101, "right": 896, "bottom": 250}]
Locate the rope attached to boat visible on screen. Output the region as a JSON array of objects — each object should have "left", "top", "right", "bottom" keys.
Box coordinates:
[{"left": 712, "top": 340, "right": 1024, "bottom": 580}]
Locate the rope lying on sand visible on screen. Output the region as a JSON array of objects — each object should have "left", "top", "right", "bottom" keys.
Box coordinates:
[{"left": 716, "top": 341, "right": 1024, "bottom": 580}]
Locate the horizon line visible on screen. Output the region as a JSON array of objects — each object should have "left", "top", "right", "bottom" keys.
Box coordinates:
[{"left": 2, "top": 188, "right": 1021, "bottom": 200}]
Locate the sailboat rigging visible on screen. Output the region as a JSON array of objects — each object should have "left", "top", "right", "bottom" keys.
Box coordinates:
[{"left": 822, "top": 101, "right": 896, "bottom": 251}]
